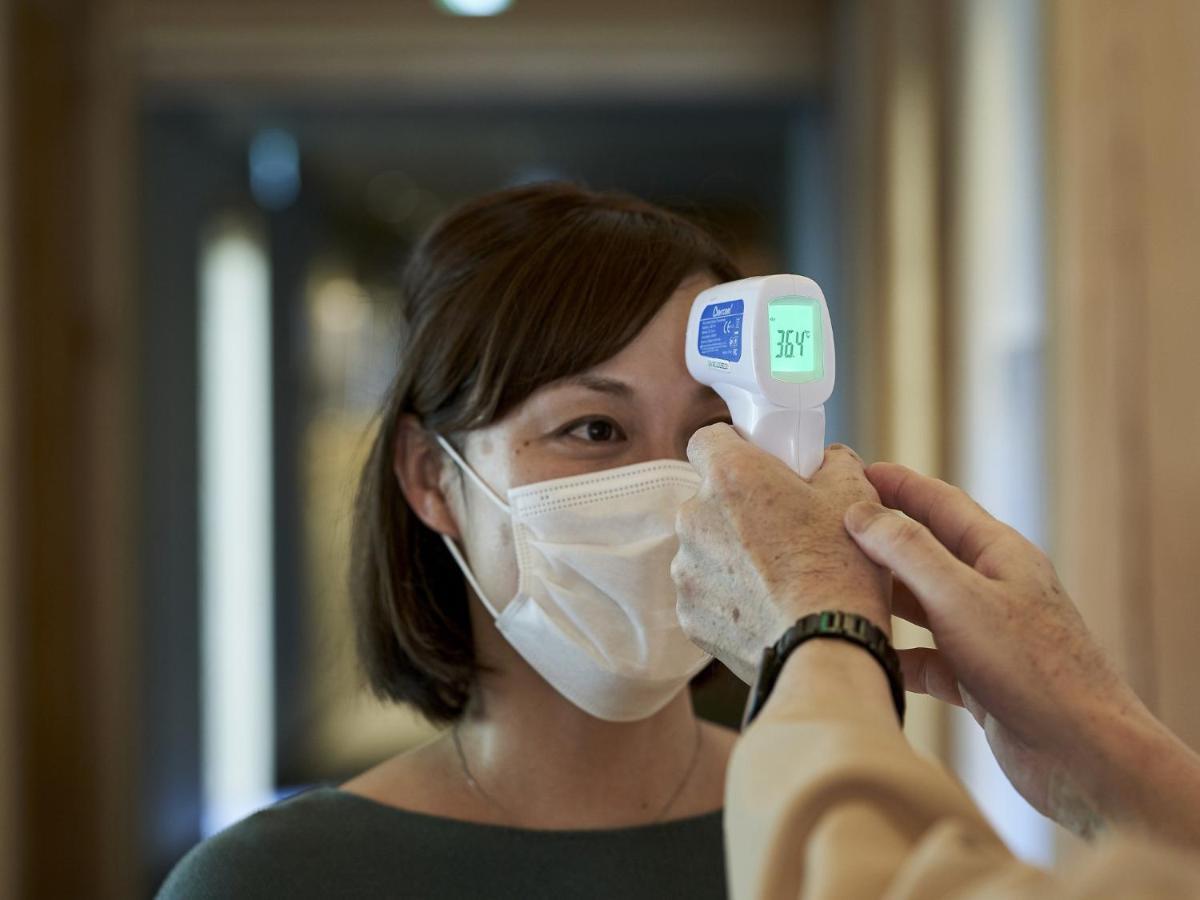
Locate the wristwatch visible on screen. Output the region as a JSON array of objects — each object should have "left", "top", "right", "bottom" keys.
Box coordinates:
[{"left": 742, "top": 610, "right": 905, "bottom": 729}]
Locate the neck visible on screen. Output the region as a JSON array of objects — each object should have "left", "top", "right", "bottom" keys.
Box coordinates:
[{"left": 454, "top": 664, "right": 706, "bottom": 829}]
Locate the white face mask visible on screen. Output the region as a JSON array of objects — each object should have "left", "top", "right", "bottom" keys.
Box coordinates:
[{"left": 435, "top": 435, "right": 711, "bottom": 722}]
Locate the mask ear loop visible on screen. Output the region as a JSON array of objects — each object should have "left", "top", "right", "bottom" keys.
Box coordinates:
[
  {"left": 439, "top": 535, "right": 504, "bottom": 619},
  {"left": 435, "top": 434, "right": 510, "bottom": 514},
  {"left": 434, "top": 433, "right": 508, "bottom": 619}
]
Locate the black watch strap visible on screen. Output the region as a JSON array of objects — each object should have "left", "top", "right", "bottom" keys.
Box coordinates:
[{"left": 742, "top": 610, "right": 905, "bottom": 730}]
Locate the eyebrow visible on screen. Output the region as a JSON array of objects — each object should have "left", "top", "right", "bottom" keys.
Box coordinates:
[
  {"left": 556, "top": 374, "right": 635, "bottom": 398},
  {"left": 555, "top": 373, "right": 721, "bottom": 403}
]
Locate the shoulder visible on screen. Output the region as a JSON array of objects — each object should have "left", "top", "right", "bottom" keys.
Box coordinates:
[{"left": 156, "top": 788, "right": 367, "bottom": 899}]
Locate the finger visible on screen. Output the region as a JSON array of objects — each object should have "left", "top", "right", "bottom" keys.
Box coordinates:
[
  {"left": 687, "top": 423, "right": 802, "bottom": 496},
  {"left": 864, "top": 463, "right": 1014, "bottom": 568},
  {"left": 959, "top": 684, "right": 988, "bottom": 728},
  {"left": 809, "top": 444, "right": 872, "bottom": 491},
  {"left": 673, "top": 495, "right": 700, "bottom": 538},
  {"left": 890, "top": 578, "right": 930, "bottom": 630},
  {"left": 844, "top": 501, "right": 982, "bottom": 616},
  {"left": 685, "top": 422, "right": 746, "bottom": 476},
  {"left": 897, "top": 647, "right": 963, "bottom": 707},
  {"left": 832, "top": 442, "right": 865, "bottom": 465}
]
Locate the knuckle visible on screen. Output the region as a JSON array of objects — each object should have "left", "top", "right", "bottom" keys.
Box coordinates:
[
  {"left": 828, "top": 443, "right": 865, "bottom": 466},
  {"left": 840, "top": 469, "right": 877, "bottom": 501}
]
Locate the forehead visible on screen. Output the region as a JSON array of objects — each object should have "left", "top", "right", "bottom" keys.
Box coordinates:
[{"left": 588, "top": 273, "right": 717, "bottom": 379}]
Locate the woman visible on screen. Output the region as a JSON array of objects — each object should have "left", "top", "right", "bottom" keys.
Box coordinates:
[{"left": 160, "top": 182, "right": 743, "bottom": 898}]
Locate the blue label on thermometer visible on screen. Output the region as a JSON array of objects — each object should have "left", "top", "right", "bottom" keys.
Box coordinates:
[{"left": 697, "top": 299, "right": 744, "bottom": 362}]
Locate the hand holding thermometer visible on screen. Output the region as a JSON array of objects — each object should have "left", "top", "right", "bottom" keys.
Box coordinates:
[{"left": 685, "top": 274, "right": 835, "bottom": 478}]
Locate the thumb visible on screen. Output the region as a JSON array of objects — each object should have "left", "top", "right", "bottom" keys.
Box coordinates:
[
  {"left": 844, "top": 502, "right": 981, "bottom": 618},
  {"left": 685, "top": 422, "right": 745, "bottom": 477}
]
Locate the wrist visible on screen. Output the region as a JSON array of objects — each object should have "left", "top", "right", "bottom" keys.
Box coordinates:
[
  {"left": 744, "top": 610, "right": 903, "bottom": 730},
  {"left": 777, "top": 592, "right": 892, "bottom": 641},
  {"left": 774, "top": 564, "right": 891, "bottom": 637},
  {"left": 1082, "top": 698, "right": 1200, "bottom": 842},
  {"left": 759, "top": 639, "right": 898, "bottom": 728}
]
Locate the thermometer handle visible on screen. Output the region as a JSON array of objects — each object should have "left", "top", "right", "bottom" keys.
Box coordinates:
[
  {"left": 715, "top": 386, "right": 827, "bottom": 478},
  {"left": 791, "top": 407, "right": 826, "bottom": 478}
]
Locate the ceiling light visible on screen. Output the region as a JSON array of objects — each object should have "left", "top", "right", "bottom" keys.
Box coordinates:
[{"left": 436, "top": 0, "right": 513, "bottom": 17}]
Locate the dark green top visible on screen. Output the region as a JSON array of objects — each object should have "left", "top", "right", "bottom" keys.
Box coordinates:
[{"left": 157, "top": 786, "right": 728, "bottom": 899}]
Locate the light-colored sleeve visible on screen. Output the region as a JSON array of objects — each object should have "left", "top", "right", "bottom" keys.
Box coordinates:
[{"left": 724, "top": 712, "right": 1200, "bottom": 899}]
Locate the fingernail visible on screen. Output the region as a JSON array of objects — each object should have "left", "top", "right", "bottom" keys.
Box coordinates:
[
  {"left": 828, "top": 443, "right": 865, "bottom": 465},
  {"left": 845, "top": 502, "right": 889, "bottom": 534}
]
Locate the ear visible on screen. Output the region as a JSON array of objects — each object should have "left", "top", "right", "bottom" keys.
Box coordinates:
[{"left": 393, "top": 415, "right": 461, "bottom": 540}]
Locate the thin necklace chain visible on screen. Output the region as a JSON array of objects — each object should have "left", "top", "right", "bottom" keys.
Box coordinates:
[{"left": 451, "top": 718, "right": 704, "bottom": 826}]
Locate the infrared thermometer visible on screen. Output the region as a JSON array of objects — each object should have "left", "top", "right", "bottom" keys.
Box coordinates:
[{"left": 685, "top": 274, "right": 835, "bottom": 477}]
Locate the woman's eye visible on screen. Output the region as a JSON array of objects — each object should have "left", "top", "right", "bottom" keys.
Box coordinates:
[{"left": 564, "top": 418, "right": 625, "bottom": 443}]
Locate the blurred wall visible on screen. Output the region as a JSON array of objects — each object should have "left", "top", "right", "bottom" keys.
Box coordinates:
[
  {"left": 948, "top": 0, "right": 1052, "bottom": 862},
  {"left": 1051, "top": 0, "right": 1200, "bottom": 749},
  {"left": 837, "top": 0, "right": 1200, "bottom": 862},
  {"left": 132, "top": 0, "right": 826, "bottom": 96},
  {"left": 834, "top": 0, "right": 950, "bottom": 764}
]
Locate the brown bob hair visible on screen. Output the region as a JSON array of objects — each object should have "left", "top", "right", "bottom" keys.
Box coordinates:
[{"left": 350, "top": 181, "right": 742, "bottom": 723}]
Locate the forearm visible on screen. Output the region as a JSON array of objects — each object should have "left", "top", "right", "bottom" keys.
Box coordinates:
[
  {"left": 726, "top": 641, "right": 1200, "bottom": 900},
  {"left": 1080, "top": 700, "right": 1200, "bottom": 850},
  {"left": 727, "top": 640, "right": 1029, "bottom": 899},
  {"left": 764, "top": 624, "right": 1200, "bottom": 855}
]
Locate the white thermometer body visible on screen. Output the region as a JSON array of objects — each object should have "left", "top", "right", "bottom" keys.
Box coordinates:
[{"left": 685, "top": 274, "right": 835, "bottom": 477}]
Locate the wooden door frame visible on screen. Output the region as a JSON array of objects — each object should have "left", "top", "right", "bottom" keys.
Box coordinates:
[
  {"left": 0, "top": 0, "right": 18, "bottom": 895},
  {"left": 5, "top": 1, "right": 138, "bottom": 897}
]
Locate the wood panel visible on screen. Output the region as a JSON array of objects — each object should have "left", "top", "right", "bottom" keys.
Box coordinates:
[
  {"left": 1051, "top": 0, "right": 1200, "bottom": 747},
  {"left": 0, "top": 0, "right": 18, "bottom": 895},
  {"left": 11, "top": 4, "right": 99, "bottom": 896},
  {"left": 8, "top": 0, "right": 139, "bottom": 897},
  {"left": 85, "top": 0, "right": 141, "bottom": 895}
]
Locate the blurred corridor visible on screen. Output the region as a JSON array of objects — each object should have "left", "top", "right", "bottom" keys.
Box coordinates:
[{"left": 2, "top": 0, "right": 1199, "bottom": 897}]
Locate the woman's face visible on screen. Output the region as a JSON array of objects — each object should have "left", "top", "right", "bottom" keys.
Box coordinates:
[{"left": 445, "top": 271, "right": 729, "bottom": 613}]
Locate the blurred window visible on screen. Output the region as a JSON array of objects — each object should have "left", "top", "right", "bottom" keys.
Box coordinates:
[{"left": 198, "top": 214, "right": 276, "bottom": 836}]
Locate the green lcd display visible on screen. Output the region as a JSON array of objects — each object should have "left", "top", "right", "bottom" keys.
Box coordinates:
[{"left": 768, "top": 298, "right": 822, "bottom": 381}]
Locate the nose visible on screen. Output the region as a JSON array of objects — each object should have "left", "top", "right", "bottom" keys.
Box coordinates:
[
  {"left": 635, "top": 434, "right": 685, "bottom": 463},
  {"left": 637, "top": 422, "right": 699, "bottom": 464}
]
